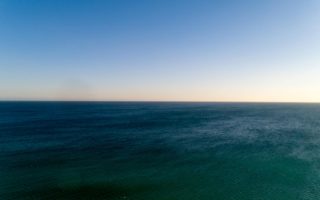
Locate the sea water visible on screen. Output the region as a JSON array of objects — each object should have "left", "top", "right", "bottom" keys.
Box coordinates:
[{"left": 1, "top": 102, "right": 320, "bottom": 199}]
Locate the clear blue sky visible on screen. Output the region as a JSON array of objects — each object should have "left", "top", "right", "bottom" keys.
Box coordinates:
[{"left": 1, "top": 0, "right": 319, "bottom": 101}]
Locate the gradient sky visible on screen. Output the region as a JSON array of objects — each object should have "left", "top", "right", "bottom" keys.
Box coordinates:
[{"left": 1, "top": 0, "right": 320, "bottom": 102}]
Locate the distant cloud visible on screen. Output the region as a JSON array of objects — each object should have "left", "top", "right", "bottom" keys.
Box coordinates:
[{"left": 55, "top": 79, "right": 95, "bottom": 101}]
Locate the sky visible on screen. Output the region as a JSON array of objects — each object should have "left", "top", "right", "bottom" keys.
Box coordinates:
[{"left": 1, "top": 0, "right": 320, "bottom": 102}]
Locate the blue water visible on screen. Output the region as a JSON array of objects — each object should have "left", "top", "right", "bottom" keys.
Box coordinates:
[{"left": 1, "top": 102, "right": 320, "bottom": 199}]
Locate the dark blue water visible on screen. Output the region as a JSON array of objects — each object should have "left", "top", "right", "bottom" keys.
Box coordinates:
[{"left": 1, "top": 102, "right": 320, "bottom": 199}]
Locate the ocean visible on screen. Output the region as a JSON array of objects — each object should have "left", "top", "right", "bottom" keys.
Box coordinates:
[{"left": 1, "top": 102, "right": 320, "bottom": 200}]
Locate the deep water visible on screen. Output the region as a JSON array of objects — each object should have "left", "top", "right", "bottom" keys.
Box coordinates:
[{"left": 1, "top": 102, "right": 320, "bottom": 200}]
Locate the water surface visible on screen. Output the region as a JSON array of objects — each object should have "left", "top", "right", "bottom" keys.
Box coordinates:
[{"left": 1, "top": 102, "right": 320, "bottom": 199}]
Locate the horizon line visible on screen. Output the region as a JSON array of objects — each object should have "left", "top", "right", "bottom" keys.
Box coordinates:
[{"left": 1, "top": 99, "right": 320, "bottom": 104}]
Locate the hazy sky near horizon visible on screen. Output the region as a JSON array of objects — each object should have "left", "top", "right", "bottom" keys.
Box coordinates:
[{"left": 1, "top": 0, "right": 320, "bottom": 102}]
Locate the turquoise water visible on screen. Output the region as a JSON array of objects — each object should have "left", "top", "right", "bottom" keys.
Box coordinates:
[{"left": 1, "top": 102, "right": 320, "bottom": 199}]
